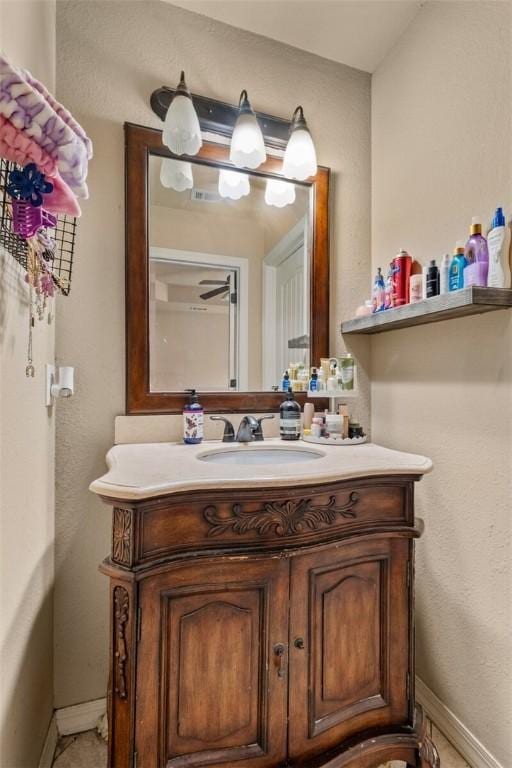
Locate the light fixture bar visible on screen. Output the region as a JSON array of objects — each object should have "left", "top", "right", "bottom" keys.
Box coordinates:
[{"left": 151, "top": 87, "right": 292, "bottom": 151}]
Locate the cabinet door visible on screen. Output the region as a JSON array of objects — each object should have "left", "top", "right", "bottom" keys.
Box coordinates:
[
  {"left": 288, "top": 538, "right": 411, "bottom": 761},
  {"left": 135, "top": 558, "right": 289, "bottom": 768}
]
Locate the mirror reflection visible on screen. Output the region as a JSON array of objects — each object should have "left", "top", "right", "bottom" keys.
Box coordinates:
[{"left": 148, "top": 154, "right": 312, "bottom": 392}]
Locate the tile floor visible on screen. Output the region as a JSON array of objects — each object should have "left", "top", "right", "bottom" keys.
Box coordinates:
[{"left": 52, "top": 724, "right": 471, "bottom": 767}]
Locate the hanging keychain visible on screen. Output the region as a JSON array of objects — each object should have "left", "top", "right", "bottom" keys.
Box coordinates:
[{"left": 26, "top": 288, "right": 35, "bottom": 377}]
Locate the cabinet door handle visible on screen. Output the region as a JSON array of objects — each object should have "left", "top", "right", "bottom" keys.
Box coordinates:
[
  {"left": 294, "top": 636, "right": 305, "bottom": 650},
  {"left": 273, "top": 643, "right": 287, "bottom": 678}
]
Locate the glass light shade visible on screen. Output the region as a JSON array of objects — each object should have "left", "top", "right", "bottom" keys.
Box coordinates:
[
  {"left": 160, "top": 158, "right": 193, "bottom": 192},
  {"left": 229, "top": 91, "right": 266, "bottom": 169},
  {"left": 264, "top": 178, "right": 296, "bottom": 208},
  {"left": 218, "top": 169, "right": 250, "bottom": 200},
  {"left": 282, "top": 128, "right": 317, "bottom": 180},
  {"left": 162, "top": 72, "right": 202, "bottom": 156}
]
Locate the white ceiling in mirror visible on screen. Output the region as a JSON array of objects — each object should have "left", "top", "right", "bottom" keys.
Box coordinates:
[{"left": 167, "top": 0, "right": 424, "bottom": 73}]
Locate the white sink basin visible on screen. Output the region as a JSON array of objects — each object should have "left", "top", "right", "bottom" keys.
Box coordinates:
[{"left": 197, "top": 446, "right": 325, "bottom": 466}]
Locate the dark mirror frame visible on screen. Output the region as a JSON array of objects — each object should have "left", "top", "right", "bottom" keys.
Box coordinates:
[{"left": 125, "top": 121, "right": 330, "bottom": 414}]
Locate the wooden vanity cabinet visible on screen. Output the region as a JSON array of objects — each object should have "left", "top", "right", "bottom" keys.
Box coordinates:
[{"left": 100, "top": 476, "right": 439, "bottom": 768}]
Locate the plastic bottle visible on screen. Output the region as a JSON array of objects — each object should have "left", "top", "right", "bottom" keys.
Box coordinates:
[
  {"left": 309, "top": 368, "right": 318, "bottom": 392},
  {"left": 183, "top": 389, "right": 204, "bottom": 444},
  {"left": 384, "top": 265, "right": 394, "bottom": 309},
  {"left": 281, "top": 371, "right": 290, "bottom": 392},
  {"left": 372, "top": 268, "right": 385, "bottom": 313},
  {"left": 316, "top": 367, "right": 326, "bottom": 392},
  {"left": 449, "top": 241, "right": 467, "bottom": 291},
  {"left": 426, "top": 260, "right": 440, "bottom": 298},
  {"left": 439, "top": 254, "right": 450, "bottom": 294},
  {"left": 487, "top": 207, "right": 511, "bottom": 288},
  {"left": 463, "top": 217, "right": 489, "bottom": 287},
  {"left": 279, "top": 390, "right": 301, "bottom": 441}
]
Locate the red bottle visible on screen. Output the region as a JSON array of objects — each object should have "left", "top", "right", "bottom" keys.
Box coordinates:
[{"left": 392, "top": 249, "right": 412, "bottom": 305}]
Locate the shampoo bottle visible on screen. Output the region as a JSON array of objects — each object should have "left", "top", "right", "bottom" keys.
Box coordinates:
[
  {"left": 279, "top": 390, "right": 301, "bottom": 441},
  {"left": 487, "top": 207, "right": 511, "bottom": 288},
  {"left": 183, "top": 389, "right": 204, "bottom": 444},
  {"left": 281, "top": 370, "right": 290, "bottom": 392},
  {"left": 463, "top": 217, "right": 489, "bottom": 287},
  {"left": 449, "top": 241, "right": 466, "bottom": 291}
]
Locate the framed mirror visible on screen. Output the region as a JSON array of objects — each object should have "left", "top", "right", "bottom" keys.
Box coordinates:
[{"left": 125, "top": 122, "right": 329, "bottom": 413}]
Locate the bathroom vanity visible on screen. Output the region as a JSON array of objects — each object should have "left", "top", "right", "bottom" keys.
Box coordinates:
[{"left": 91, "top": 440, "right": 439, "bottom": 768}]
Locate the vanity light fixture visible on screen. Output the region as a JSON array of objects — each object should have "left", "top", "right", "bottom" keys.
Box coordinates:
[
  {"left": 218, "top": 169, "right": 250, "bottom": 200},
  {"left": 160, "top": 157, "right": 193, "bottom": 192},
  {"left": 229, "top": 90, "right": 266, "bottom": 170},
  {"left": 282, "top": 106, "right": 317, "bottom": 181},
  {"left": 162, "top": 71, "right": 202, "bottom": 156},
  {"left": 264, "top": 178, "right": 296, "bottom": 208}
]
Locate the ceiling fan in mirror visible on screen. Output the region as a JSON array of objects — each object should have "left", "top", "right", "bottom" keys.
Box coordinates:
[{"left": 198, "top": 274, "right": 231, "bottom": 301}]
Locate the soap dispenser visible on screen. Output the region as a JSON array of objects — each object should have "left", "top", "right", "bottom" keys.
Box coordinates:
[{"left": 183, "top": 389, "right": 204, "bottom": 444}]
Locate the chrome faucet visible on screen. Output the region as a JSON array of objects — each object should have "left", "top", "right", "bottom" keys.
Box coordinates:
[
  {"left": 236, "top": 415, "right": 260, "bottom": 443},
  {"left": 210, "top": 414, "right": 275, "bottom": 443}
]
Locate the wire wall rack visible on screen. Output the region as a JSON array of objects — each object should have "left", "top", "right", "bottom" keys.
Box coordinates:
[{"left": 0, "top": 158, "right": 78, "bottom": 296}]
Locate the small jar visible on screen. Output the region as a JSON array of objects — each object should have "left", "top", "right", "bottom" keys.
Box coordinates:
[
  {"left": 325, "top": 413, "right": 341, "bottom": 435},
  {"left": 311, "top": 417, "right": 323, "bottom": 438},
  {"left": 348, "top": 421, "right": 364, "bottom": 439}
]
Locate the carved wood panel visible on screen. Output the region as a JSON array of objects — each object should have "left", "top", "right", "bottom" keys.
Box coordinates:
[
  {"left": 113, "top": 586, "right": 129, "bottom": 700},
  {"left": 287, "top": 537, "right": 410, "bottom": 763},
  {"left": 138, "top": 482, "right": 408, "bottom": 565},
  {"left": 112, "top": 508, "right": 134, "bottom": 566},
  {"left": 135, "top": 558, "right": 289, "bottom": 768}
]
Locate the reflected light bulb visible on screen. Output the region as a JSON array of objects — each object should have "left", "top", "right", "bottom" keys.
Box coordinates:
[
  {"left": 218, "top": 169, "right": 251, "bottom": 200},
  {"left": 264, "top": 178, "right": 296, "bottom": 208},
  {"left": 160, "top": 158, "right": 193, "bottom": 192}
]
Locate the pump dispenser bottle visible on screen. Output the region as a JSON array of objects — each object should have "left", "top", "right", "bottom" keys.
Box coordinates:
[{"left": 183, "top": 389, "right": 204, "bottom": 444}]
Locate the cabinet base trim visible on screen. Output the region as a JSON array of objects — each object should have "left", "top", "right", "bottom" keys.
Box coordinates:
[{"left": 416, "top": 677, "right": 503, "bottom": 768}]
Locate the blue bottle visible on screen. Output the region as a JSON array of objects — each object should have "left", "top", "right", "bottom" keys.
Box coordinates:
[
  {"left": 281, "top": 371, "right": 290, "bottom": 392},
  {"left": 449, "top": 241, "right": 467, "bottom": 291},
  {"left": 309, "top": 368, "right": 318, "bottom": 392}
]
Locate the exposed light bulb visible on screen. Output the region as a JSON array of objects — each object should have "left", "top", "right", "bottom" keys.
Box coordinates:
[
  {"left": 229, "top": 90, "right": 266, "bottom": 170},
  {"left": 218, "top": 169, "right": 250, "bottom": 200},
  {"left": 160, "top": 158, "right": 193, "bottom": 192},
  {"left": 282, "top": 106, "right": 317, "bottom": 181},
  {"left": 264, "top": 178, "right": 296, "bottom": 208},
  {"left": 162, "top": 71, "right": 202, "bottom": 156}
]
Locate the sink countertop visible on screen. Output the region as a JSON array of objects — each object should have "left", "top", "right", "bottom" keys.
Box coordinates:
[{"left": 89, "top": 439, "right": 433, "bottom": 501}]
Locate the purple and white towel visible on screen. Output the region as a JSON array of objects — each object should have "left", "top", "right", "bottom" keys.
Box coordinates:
[{"left": 0, "top": 53, "right": 92, "bottom": 198}]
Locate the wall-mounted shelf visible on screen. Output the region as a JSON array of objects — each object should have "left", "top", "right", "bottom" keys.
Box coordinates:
[{"left": 340, "top": 287, "right": 512, "bottom": 335}]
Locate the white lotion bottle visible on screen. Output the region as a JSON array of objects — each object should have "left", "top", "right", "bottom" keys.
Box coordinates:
[
  {"left": 487, "top": 207, "right": 511, "bottom": 288},
  {"left": 439, "top": 254, "right": 450, "bottom": 294}
]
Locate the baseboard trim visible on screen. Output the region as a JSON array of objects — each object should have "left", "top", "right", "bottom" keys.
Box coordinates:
[
  {"left": 55, "top": 697, "right": 107, "bottom": 736},
  {"left": 416, "top": 677, "right": 503, "bottom": 768},
  {"left": 38, "top": 715, "right": 58, "bottom": 768}
]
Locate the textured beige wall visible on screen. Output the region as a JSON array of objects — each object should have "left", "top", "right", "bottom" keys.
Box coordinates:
[
  {"left": 55, "top": 0, "right": 371, "bottom": 707},
  {"left": 0, "top": 2, "right": 56, "bottom": 766},
  {"left": 371, "top": 2, "right": 512, "bottom": 764}
]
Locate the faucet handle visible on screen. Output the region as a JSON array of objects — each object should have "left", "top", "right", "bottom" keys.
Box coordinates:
[
  {"left": 254, "top": 414, "right": 275, "bottom": 441},
  {"left": 209, "top": 416, "right": 235, "bottom": 442}
]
